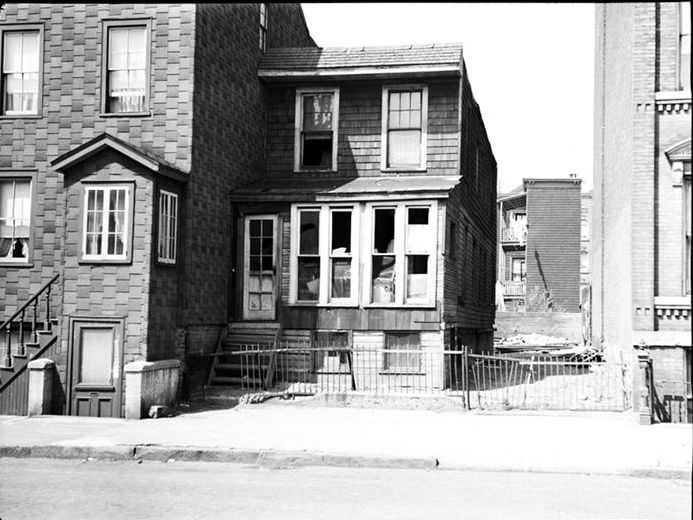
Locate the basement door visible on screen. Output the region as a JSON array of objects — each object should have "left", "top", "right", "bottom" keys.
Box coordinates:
[
  {"left": 69, "top": 319, "right": 124, "bottom": 418},
  {"left": 243, "top": 215, "right": 278, "bottom": 320}
]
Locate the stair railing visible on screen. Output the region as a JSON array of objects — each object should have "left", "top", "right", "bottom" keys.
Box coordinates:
[{"left": 0, "top": 274, "right": 59, "bottom": 368}]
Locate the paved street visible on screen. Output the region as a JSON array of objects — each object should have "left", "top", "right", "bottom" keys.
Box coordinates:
[{"left": 0, "top": 458, "right": 690, "bottom": 520}]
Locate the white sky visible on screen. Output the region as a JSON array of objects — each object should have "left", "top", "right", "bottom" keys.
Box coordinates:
[{"left": 301, "top": 3, "right": 595, "bottom": 193}]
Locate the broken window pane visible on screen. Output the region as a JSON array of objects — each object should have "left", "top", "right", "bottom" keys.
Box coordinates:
[
  {"left": 331, "top": 211, "right": 351, "bottom": 253},
  {"left": 302, "top": 133, "right": 332, "bottom": 168},
  {"left": 371, "top": 255, "right": 395, "bottom": 303},
  {"left": 406, "top": 255, "right": 428, "bottom": 301},
  {"left": 298, "top": 257, "right": 320, "bottom": 301},
  {"left": 373, "top": 208, "right": 395, "bottom": 253},
  {"left": 299, "top": 210, "right": 319, "bottom": 254}
]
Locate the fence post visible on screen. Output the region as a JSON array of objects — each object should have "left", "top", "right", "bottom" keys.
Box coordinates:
[
  {"left": 463, "top": 344, "right": 470, "bottom": 410},
  {"left": 636, "top": 350, "right": 653, "bottom": 425}
]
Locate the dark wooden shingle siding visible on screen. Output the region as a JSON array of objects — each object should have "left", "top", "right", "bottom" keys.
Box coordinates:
[{"left": 525, "top": 182, "right": 581, "bottom": 312}]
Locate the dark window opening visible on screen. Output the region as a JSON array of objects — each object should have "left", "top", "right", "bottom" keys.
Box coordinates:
[{"left": 374, "top": 208, "right": 395, "bottom": 253}]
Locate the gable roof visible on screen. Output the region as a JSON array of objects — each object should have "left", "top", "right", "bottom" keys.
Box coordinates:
[
  {"left": 258, "top": 43, "right": 464, "bottom": 81},
  {"left": 50, "top": 133, "right": 187, "bottom": 182}
]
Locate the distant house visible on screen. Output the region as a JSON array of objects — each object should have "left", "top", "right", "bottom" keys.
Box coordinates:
[
  {"left": 593, "top": 2, "right": 691, "bottom": 422},
  {"left": 496, "top": 177, "right": 581, "bottom": 313}
]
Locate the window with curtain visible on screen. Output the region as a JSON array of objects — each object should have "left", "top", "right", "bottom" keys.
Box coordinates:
[
  {"left": 106, "top": 25, "right": 147, "bottom": 113},
  {"left": 0, "top": 178, "right": 31, "bottom": 262},
  {"left": 1, "top": 30, "right": 39, "bottom": 115},
  {"left": 82, "top": 185, "right": 131, "bottom": 261}
]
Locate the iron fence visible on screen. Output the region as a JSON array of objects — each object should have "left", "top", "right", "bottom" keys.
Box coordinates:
[{"left": 210, "top": 342, "right": 632, "bottom": 411}]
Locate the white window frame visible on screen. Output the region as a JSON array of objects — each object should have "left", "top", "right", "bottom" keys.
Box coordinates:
[
  {"left": 364, "top": 200, "right": 437, "bottom": 307},
  {"left": 0, "top": 176, "right": 32, "bottom": 264},
  {"left": 294, "top": 87, "right": 340, "bottom": 173},
  {"left": 81, "top": 184, "right": 131, "bottom": 262},
  {"left": 289, "top": 203, "right": 359, "bottom": 306},
  {"left": 157, "top": 189, "right": 178, "bottom": 264},
  {"left": 380, "top": 85, "right": 428, "bottom": 172},
  {"left": 1, "top": 27, "right": 42, "bottom": 116},
  {"left": 259, "top": 3, "right": 268, "bottom": 52}
]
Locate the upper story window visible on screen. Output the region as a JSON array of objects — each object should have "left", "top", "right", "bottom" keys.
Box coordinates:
[
  {"left": 294, "top": 88, "right": 339, "bottom": 172},
  {"left": 104, "top": 23, "right": 148, "bottom": 114},
  {"left": 259, "top": 3, "right": 268, "bottom": 52},
  {"left": 381, "top": 86, "right": 428, "bottom": 171},
  {"left": 158, "top": 190, "right": 178, "bottom": 264},
  {"left": 0, "top": 177, "right": 31, "bottom": 263},
  {"left": 1, "top": 29, "right": 40, "bottom": 116},
  {"left": 82, "top": 184, "right": 132, "bottom": 263},
  {"left": 680, "top": 2, "right": 691, "bottom": 91},
  {"left": 511, "top": 257, "right": 526, "bottom": 282}
]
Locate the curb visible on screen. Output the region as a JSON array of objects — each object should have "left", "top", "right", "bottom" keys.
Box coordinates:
[
  {"left": 0, "top": 445, "right": 689, "bottom": 480},
  {"left": 0, "top": 444, "right": 439, "bottom": 471}
]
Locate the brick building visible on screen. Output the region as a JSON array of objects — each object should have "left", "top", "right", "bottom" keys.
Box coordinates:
[
  {"left": 0, "top": 3, "right": 315, "bottom": 416},
  {"left": 496, "top": 177, "right": 582, "bottom": 313},
  {"left": 593, "top": 2, "right": 691, "bottom": 422},
  {"left": 222, "top": 44, "right": 497, "bottom": 391}
]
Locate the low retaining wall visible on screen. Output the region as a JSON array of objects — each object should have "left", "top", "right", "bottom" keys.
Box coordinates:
[
  {"left": 494, "top": 311, "right": 582, "bottom": 342},
  {"left": 125, "top": 359, "right": 181, "bottom": 419}
]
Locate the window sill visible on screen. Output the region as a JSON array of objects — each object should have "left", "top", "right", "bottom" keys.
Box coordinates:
[
  {"left": 79, "top": 258, "right": 132, "bottom": 265},
  {"left": 381, "top": 167, "right": 427, "bottom": 174},
  {"left": 155, "top": 260, "right": 177, "bottom": 267},
  {"left": 363, "top": 303, "right": 436, "bottom": 309},
  {"left": 0, "top": 261, "right": 33, "bottom": 268},
  {"left": 0, "top": 114, "right": 42, "bottom": 120},
  {"left": 287, "top": 302, "right": 360, "bottom": 308},
  {"left": 293, "top": 169, "right": 338, "bottom": 174},
  {"left": 98, "top": 112, "right": 152, "bottom": 118},
  {"left": 379, "top": 370, "right": 425, "bottom": 376}
]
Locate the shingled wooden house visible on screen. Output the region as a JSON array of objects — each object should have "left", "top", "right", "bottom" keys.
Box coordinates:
[
  {"left": 222, "top": 44, "right": 497, "bottom": 390},
  {"left": 0, "top": 3, "right": 315, "bottom": 416}
]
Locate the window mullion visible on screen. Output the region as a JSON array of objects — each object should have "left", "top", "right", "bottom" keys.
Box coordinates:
[{"left": 319, "top": 206, "right": 329, "bottom": 304}]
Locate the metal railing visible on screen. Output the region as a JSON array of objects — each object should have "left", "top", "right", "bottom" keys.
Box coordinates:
[
  {"left": 501, "top": 227, "right": 527, "bottom": 243},
  {"left": 501, "top": 280, "right": 526, "bottom": 297},
  {"left": 210, "top": 342, "right": 632, "bottom": 411},
  {"left": 0, "top": 274, "right": 59, "bottom": 368}
]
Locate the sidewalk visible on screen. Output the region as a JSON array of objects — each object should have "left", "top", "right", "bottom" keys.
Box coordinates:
[{"left": 1, "top": 399, "right": 691, "bottom": 479}]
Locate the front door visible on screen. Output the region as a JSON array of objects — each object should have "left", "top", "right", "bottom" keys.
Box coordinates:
[
  {"left": 69, "top": 319, "right": 123, "bottom": 417},
  {"left": 243, "top": 215, "right": 277, "bottom": 320}
]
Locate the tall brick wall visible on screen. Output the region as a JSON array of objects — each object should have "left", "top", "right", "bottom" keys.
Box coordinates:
[
  {"left": 525, "top": 180, "right": 581, "bottom": 313},
  {"left": 182, "top": 4, "right": 315, "bottom": 335}
]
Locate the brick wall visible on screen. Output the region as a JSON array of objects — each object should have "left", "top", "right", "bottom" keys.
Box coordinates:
[
  {"left": 183, "top": 4, "right": 315, "bottom": 334},
  {"left": 525, "top": 180, "right": 581, "bottom": 313}
]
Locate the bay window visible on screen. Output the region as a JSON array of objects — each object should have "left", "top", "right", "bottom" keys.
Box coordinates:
[
  {"left": 295, "top": 88, "right": 339, "bottom": 171},
  {"left": 82, "top": 184, "right": 132, "bottom": 262},
  {"left": 0, "top": 177, "right": 31, "bottom": 263},
  {"left": 291, "top": 204, "right": 358, "bottom": 304},
  {"left": 368, "top": 201, "right": 436, "bottom": 306}
]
